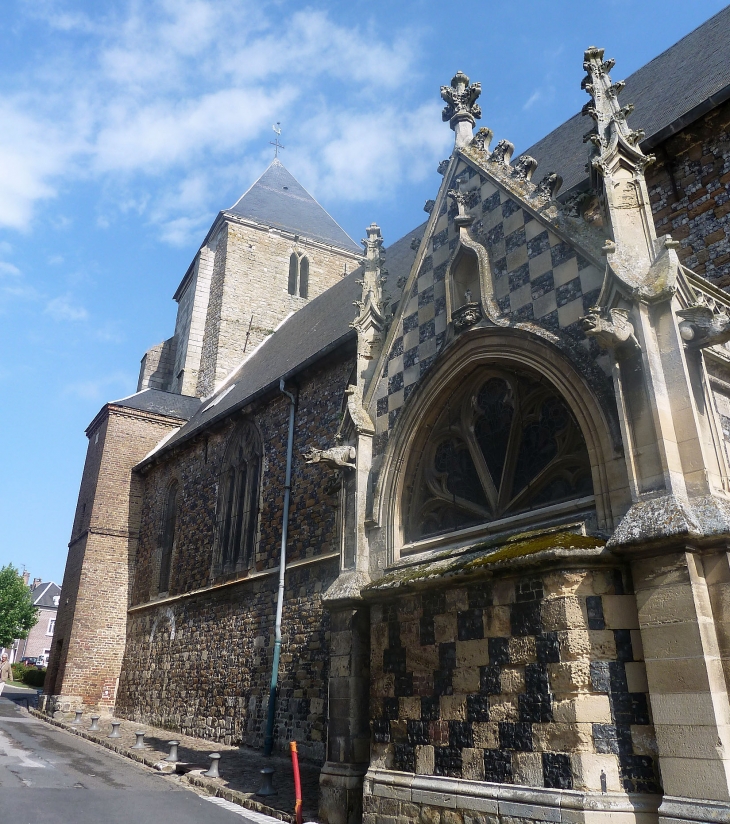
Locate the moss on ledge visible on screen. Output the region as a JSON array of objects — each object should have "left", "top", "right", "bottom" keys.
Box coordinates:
[{"left": 363, "top": 528, "right": 607, "bottom": 595}]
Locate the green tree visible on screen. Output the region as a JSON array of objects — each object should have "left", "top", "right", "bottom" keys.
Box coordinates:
[{"left": 0, "top": 565, "right": 38, "bottom": 649}]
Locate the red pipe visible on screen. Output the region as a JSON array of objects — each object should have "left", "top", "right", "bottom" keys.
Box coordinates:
[{"left": 290, "top": 740, "right": 303, "bottom": 824}]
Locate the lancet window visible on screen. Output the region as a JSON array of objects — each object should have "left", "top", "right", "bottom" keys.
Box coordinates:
[
  {"left": 288, "top": 253, "right": 310, "bottom": 298},
  {"left": 405, "top": 368, "right": 593, "bottom": 543},
  {"left": 158, "top": 481, "right": 178, "bottom": 592},
  {"left": 215, "top": 422, "right": 262, "bottom": 575}
]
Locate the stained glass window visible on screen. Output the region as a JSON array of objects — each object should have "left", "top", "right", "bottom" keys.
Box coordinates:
[{"left": 406, "top": 369, "right": 593, "bottom": 542}]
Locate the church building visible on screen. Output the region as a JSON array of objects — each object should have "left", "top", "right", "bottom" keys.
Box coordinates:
[{"left": 45, "top": 9, "right": 730, "bottom": 824}]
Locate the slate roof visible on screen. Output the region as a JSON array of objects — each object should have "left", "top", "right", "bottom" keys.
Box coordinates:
[
  {"left": 525, "top": 6, "right": 730, "bottom": 194},
  {"left": 141, "top": 222, "right": 425, "bottom": 464},
  {"left": 228, "top": 159, "right": 361, "bottom": 253},
  {"left": 31, "top": 582, "right": 61, "bottom": 610},
  {"left": 110, "top": 388, "right": 202, "bottom": 420}
]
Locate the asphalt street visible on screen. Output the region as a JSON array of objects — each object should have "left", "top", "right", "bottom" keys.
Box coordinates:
[{"left": 0, "top": 687, "right": 275, "bottom": 824}]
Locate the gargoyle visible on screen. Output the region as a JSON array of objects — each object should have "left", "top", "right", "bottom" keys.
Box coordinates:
[
  {"left": 304, "top": 444, "right": 356, "bottom": 470},
  {"left": 582, "top": 306, "right": 641, "bottom": 353},
  {"left": 677, "top": 303, "right": 730, "bottom": 348}
]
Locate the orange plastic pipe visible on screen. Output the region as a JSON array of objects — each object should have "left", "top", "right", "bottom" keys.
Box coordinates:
[{"left": 290, "top": 740, "right": 303, "bottom": 824}]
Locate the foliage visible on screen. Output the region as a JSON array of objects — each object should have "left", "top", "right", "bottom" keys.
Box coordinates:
[
  {"left": 11, "top": 662, "right": 28, "bottom": 682},
  {"left": 0, "top": 565, "right": 38, "bottom": 648},
  {"left": 22, "top": 667, "right": 46, "bottom": 688}
]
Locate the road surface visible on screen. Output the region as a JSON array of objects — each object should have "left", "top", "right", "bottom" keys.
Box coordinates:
[{"left": 0, "top": 686, "right": 275, "bottom": 824}]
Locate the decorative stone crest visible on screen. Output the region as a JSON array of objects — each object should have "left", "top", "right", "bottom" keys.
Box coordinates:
[
  {"left": 534, "top": 172, "right": 563, "bottom": 200},
  {"left": 677, "top": 299, "right": 730, "bottom": 348},
  {"left": 512, "top": 155, "right": 538, "bottom": 182},
  {"left": 470, "top": 127, "right": 493, "bottom": 153},
  {"left": 437, "top": 159, "right": 450, "bottom": 176},
  {"left": 441, "top": 70, "right": 482, "bottom": 148},
  {"left": 489, "top": 139, "right": 514, "bottom": 166},
  {"left": 424, "top": 199, "right": 435, "bottom": 214},
  {"left": 304, "top": 444, "right": 356, "bottom": 470},
  {"left": 581, "top": 306, "right": 641, "bottom": 354}
]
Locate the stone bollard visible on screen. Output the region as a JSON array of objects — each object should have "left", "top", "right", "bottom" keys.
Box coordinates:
[
  {"left": 89, "top": 715, "right": 100, "bottom": 731},
  {"left": 256, "top": 766, "right": 276, "bottom": 796},
  {"left": 71, "top": 710, "right": 83, "bottom": 726},
  {"left": 108, "top": 721, "right": 122, "bottom": 739},
  {"left": 131, "top": 731, "right": 146, "bottom": 750},
  {"left": 203, "top": 752, "right": 221, "bottom": 779},
  {"left": 165, "top": 741, "right": 179, "bottom": 763}
]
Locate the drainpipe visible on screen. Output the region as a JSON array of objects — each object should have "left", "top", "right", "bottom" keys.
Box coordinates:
[{"left": 264, "top": 378, "right": 297, "bottom": 757}]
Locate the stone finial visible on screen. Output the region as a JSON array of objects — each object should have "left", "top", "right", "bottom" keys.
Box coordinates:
[
  {"left": 513, "top": 155, "right": 538, "bottom": 182},
  {"left": 352, "top": 223, "right": 387, "bottom": 334},
  {"left": 441, "top": 70, "right": 482, "bottom": 149},
  {"left": 447, "top": 188, "right": 479, "bottom": 219},
  {"left": 489, "top": 139, "right": 514, "bottom": 166}
]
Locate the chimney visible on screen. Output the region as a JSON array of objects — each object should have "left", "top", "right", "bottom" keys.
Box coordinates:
[
  {"left": 22, "top": 571, "right": 29, "bottom": 587},
  {"left": 32, "top": 577, "right": 41, "bottom": 590}
]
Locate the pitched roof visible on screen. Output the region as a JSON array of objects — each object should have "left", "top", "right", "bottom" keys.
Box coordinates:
[
  {"left": 110, "top": 388, "right": 202, "bottom": 420},
  {"left": 141, "top": 222, "right": 425, "bottom": 465},
  {"left": 525, "top": 6, "right": 730, "bottom": 194},
  {"left": 31, "top": 582, "right": 61, "bottom": 609},
  {"left": 227, "top": 159, "right": 361, "bottom": 253}
]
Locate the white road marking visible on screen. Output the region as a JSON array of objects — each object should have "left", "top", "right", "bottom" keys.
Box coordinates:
[
  {"left": 199, "top": 795, "right": 285, "bottom": 823},
  {"left": 0, "top": 728, "right": 46, "bottom": 768}
]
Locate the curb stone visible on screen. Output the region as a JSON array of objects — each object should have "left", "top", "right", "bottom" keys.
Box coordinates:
[{"left": 28, "top": 708, "right": 295, "bottom": 823}]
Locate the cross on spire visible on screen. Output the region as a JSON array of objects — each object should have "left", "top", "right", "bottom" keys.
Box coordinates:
[{"left": 270, "top": 122, "right": 285, "bottom": 158}]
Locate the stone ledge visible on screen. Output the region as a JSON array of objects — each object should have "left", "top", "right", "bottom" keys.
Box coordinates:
[
  {"left": 365, "top": 768, "right": 662, "bottom": 822},
  {"left": 29, "top": 709, "right": 293, "bottom": 823},
  {"left": 659, "top": 796, "right": 730, "bottom": 824}
]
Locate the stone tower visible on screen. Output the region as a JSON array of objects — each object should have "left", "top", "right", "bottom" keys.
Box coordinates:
[
  {"left": 46, "top": 160, "right": 360, "bottom": 713},
  {"left": 138, "top": 159, "right": 362, "bottom": 398}
]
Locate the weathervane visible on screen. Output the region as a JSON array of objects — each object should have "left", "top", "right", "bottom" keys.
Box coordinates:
[{"left": 270, "top": 123, "right": 285, "bottom": 158}]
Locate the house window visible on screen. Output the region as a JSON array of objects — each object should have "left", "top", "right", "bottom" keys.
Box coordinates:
[
  {"left": 287, "top": 253, "right": 310, "bottom": 298},
  {"left": 158, "top": 481, "right": 178, "bottom": 592},
  {"left": 215, "top": 422, "right": 262, "bottom": 575},
  {"left": 46, "top": 619, "right": 56, "bottom": 635},
  {"left": 405, "top": 368, "right": 593, "bottom": 542}
]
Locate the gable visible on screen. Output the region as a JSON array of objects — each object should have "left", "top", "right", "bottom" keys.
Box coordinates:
[{"left": 368, "top": 157, "right": 610, "bottom": 458}]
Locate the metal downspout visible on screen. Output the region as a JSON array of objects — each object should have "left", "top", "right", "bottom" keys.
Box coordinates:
[{"left": 264, "top": 378, "right": 297, "bottom": 757}]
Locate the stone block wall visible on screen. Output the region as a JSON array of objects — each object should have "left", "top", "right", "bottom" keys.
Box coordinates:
[
  {"left": 138, "top": 336, "right": 177, "bottom": 392},
  {"left": 115, "top": 349, "right": 356, "bottom": 758},
  {"left": 196, "top": 219, "right": 359, "bottom": 396},
  {"left": 648, "top": 99, "right": 730, "bottom": 287},
  {"left": 366, "top": 566, "right": 659, "bottom": 808}
]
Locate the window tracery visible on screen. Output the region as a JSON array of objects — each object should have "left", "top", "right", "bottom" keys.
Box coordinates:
[
  {"left": 405, "top": 369, "right": 593, "bottom": 542},
  {"left": 215, "top": 422, "right": 262, "bottom": 575}
]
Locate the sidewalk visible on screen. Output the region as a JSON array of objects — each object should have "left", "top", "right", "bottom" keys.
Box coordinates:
[{"left": 30, "top": 708, "right": 321, "bottom": 823}]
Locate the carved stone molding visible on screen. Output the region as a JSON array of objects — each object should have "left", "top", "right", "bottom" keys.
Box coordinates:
[
  {"left": 581, "top": 306, "right": 641, "bottom": 354},
  {"left": 452, "top": 301, "right": 483, "bottom": 331},
  {"left": 304, "top": 444, "right": 357, "bottom": 470}
]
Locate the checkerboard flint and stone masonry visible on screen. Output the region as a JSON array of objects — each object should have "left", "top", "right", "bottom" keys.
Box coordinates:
[{"left": 372, "top": 159, "right": 605, "bottom": 457}]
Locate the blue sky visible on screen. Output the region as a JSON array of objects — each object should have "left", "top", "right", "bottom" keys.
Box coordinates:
[{"left": 0, "top": 0, "right": 726, "bottom": 585}]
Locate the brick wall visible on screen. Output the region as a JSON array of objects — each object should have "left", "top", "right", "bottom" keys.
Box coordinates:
[
  {"left": 366, "top": 566, "right": 658, "bottom": 809},
  {"left": 648, "top": 98, "right": 730, "bottom": 286},
  {"left": 20, "top": 605, "right": 56, "bottom": 659},
  {"left": 115, "top": 349, "right": 356, "bottom": 758},
  {"left": 46, "top": 405, "right": 186, "bottom": 709}
]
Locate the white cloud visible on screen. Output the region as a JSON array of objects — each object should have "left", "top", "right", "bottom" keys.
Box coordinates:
[
  {"left": 0, "top": 261, "right": 21, "bottom": 277},
  {"left": 0, "top": 0, "right": 437, "bottom": 243},
  {"left": 44, "top": 295, "right": 89, "bottom": 322},
  {"left": 523, "top": 91, "right": 541, "bottom": 111}
]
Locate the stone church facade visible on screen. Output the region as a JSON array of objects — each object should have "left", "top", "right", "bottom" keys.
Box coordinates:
[{"left": 46, "top": 10, "right": 730, "bottom": 824}]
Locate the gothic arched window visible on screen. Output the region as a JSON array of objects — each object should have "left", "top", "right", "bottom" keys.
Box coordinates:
[
  {"left": 215, "top": 422, "right": 262, "bottom": 575},
  {"left": 405, "top": 368, "right": 593, "bottom": 543},
  {"left": 299, "top": 257, "right": 309, "bottom": 298},
  {"left": 287, "top": 253, "right": 310, "bottom": 298},
  {"left": 159, "top": 481, "right": 178, "bottom": 592}
]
